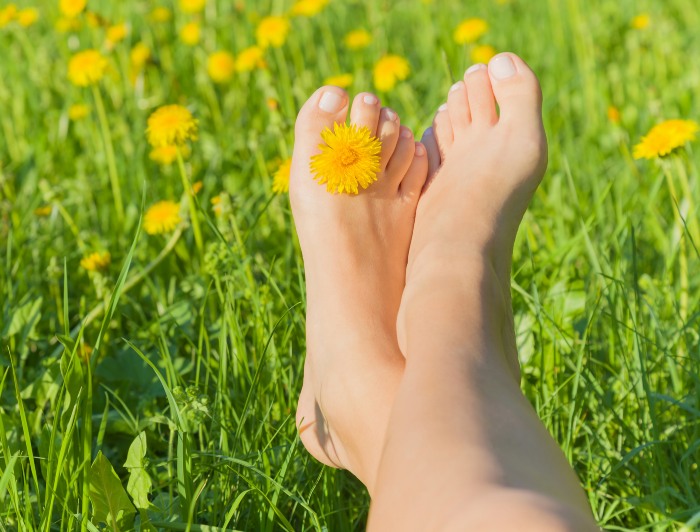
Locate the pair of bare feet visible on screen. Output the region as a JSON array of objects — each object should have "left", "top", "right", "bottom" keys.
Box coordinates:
[{"left": 290, "top": 53, "right": 597, "bottom": 530}]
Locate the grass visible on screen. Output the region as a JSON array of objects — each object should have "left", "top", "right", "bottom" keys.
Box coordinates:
[{"left": 1, "top": 0, "right": 699, "bottom": 529}]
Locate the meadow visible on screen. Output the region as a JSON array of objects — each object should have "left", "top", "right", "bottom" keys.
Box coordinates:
[{"left": 1, "top": 0, "right": 699, "bottom": 530}]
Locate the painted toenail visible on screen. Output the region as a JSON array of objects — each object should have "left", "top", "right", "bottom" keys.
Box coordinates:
[
  {"left": 415, "top": 144, "right": 426, "bottom": 156},
  {"left": 319, "top": 91, "right": 343, "bottom": 113},
  {"left": 363, "top": 94, "right": 378, "bottom": 105},
  {"left": 401, "top": 128, "right": 413, "bottom": 139},
  {"left": 385, "top": 108, "right": 397, "bottom": 121},
  {"left": 450, "top": 82, "right": 463, "bottom": 92},
  {"left": 466, "top": 64, "right": 486, "bottom": 75},
  {"left": 424, "top": 127, "right": 434, "bottom": 136},
  {"left": 490, "top": 55, "right": 517, "bottom": 80}
]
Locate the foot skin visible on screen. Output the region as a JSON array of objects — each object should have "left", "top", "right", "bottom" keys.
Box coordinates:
[
  {"left": 290, "top": 86, "right": 428, "bottom": 490},
  {"left": 401, "top": 53, "right": 548, "bottom": 378}
]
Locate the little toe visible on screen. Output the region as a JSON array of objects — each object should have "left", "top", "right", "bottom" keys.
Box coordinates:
[
  {"left": 377, "top": 107, "right": 401, "bottom": 172},
  {"left": 447, "top": 80, "right": 470, "bottom": 132},
  {"left": 432, "top": 104, "right": 454, "bottom": 158},
  {"left": 349, "top": 92, "right": 382, "bottom": 136},
  {"left": 399, "top": 142, "right": 429, "bottom": 199},
  {"left": 488, "top": 53, "right": 543, "bottom": 125},
  {"left": 384, "top": 126, "right": 416, "bottom": 188},
  {"left": 464, "top": 63, "right": 497, "bottom": 125}
]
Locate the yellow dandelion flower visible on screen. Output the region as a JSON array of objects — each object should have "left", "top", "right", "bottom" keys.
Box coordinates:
[
  {"left": 324, "top": 73, "right": 353, "bottom": 88},
  {"left": 454, "top": 18, "right": 488, "bottom": 44},
  {"left": 207, "top": 51, "right": 236, "bottom": 83},
  {"left": 130, "top": 42, "right": 151, "bottom": 70},
  {"left": 34, "top": 205, "right": 52, "bottom": 216},
  {"left": 80, "top": 251, "right": 111, "bottom": 272},
  {"left": 0, "top": 4, "right": 17, "bottom": 28},
  {"left": 633, "top": 119, "right": 699, "bottom": 159},
  {"left": 60, "top": 0, "right": 87, "bottom": 18},
  {"left": 55, "top": 16, "right": 81, "bottom": 32},
  {"left": 17, "top": 8, "right": 39, "bottom": 27},
  {"left": 68, "top": 103, "right": 90, "bottom": 120},
  {"left": 344, "top": 29, "right": 372, "bottom": 50},
  {"left": 471, "top": 44, "right": 496, "bottom": 64},
  {"left": 68, "top": 49, "right": 108, "bottom": 87},
  {"left": 310, "top": 122, "right": 382, "bottom": 194},
  {"left": 179, "top": 22, "right": 200, "bottom": 45},
  {"left": 144, "top": 200, "right": 181, "bottom": 234},
  {"left": 150, "top": 6, "right": 172, "bottom": 22},
  {"left": 192, "top": 181, "right": 203, "bottom": 194},
  {"left": 179, "top": 0, "right": 206, "bottom": 14},
  {"left": 211, "top": 194, "right": 227, "bottom": 216},
  {"left": 149, "top": 144, "right": 190, "bottom": 165},
  {"left": 85, "top": 10, "right": 105, "bottom": 28},
  {"left": 235, "top": 46, "right": 265, "bottom": 72},
  {"left": 266, "top": 97, "right": 279, "bottom": 110},
  {"left": 106, "top": 23, "right": 128, "bottom": 45},
  {"left": 373, "top": 54, "right": 410, "bottom": 92},
  {"left": 256, "top": 16, "right": 290, "bottom": 49},
  {"left": 273, "top": 158, "right": 292, "bottom": 193},
  {"left": 607, "top": 106, "right": 621, "bottom": 124},
  {"left": 146, "top": 105, "right": 198, "bottom": 148},
  {"left": 291, "top": 0, "right": 328, "bottom": 17},
  {"left": 631, "top": 14, "right": 650, "bottom": 30}
]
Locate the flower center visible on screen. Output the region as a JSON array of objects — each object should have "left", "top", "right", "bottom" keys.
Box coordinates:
[{"left": 337, "top": 146, "right": 360, "bottom": 167}]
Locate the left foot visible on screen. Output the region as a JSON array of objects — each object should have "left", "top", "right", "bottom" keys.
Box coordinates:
[{"left": 290, "top": 86, "right": 428, "bottom": 490}]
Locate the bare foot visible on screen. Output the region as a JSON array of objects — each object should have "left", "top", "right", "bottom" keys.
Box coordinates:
[{"left": 290, "top": 86, "right": 428, "bottom": 490}]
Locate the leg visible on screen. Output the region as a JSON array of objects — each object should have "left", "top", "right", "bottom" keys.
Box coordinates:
[
  {"left": 290, "top": 86, "right": 428, "bottom": 491},
  {"left": 369, "top": 54, "right": 598, "bottom": 530}
]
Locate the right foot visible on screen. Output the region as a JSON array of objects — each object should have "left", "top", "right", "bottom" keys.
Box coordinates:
[{"left": 399, "top": 53, "right": 548, "bottom": 377}]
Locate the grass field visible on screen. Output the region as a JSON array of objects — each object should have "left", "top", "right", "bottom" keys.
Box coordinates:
[{"left": 1, "top": 0, "right": 699, "bottom": 530}]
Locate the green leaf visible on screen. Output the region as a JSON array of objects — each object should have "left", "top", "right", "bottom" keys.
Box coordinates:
[
  {"left": 3, "top": 296, "right": 42, "bottom": 338},
  {"left": 124, "top": 432, "right": 152, "bottom": 509},
  {"left": 89, "top": 451, "right": 136, "bottom": 529}
]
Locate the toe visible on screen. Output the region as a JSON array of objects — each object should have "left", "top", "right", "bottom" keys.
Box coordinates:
[
  {"left": 447, "top": 80, "right": 470, "bottom": 132},
  {"left": 384, "top": 126, "right": 416, "bottom": 189},
  {"left": 421, "top": 127, "right": 441, "bottom": 185},
  {"left": 297, "top": 381, "right": 339, "bottom": 469},
  {"left": 488, "top": 53, "right": 543, "bottom": 125},
  {"left": 399, "top": 142, "right": 429, "bottom": 198},
  {"left": 432, "top": 104, "right": 454, "bottom": 158},
  {"left": 377, "top": 107, "right": 401, "bottom": 172},
  {"left": 349, "top": 92, "right": 382, "bottom": 136},
  {"left": 464, "top": 64, "right": 497, "bottom": 125}
]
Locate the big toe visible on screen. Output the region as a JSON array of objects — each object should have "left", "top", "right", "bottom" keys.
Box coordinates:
[{"left": 488, "top": 53, "right": 543, "bottom": 125}]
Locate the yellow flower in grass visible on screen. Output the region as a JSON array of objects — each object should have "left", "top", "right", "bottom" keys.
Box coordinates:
[
  {"left": 273, "top": 158, "right": 292, "bottom": 193},
  {"left": 310, "top": 122, "right": 381, "bottom": 194},
  {"left": 85, "top": 10, "right": 104, "bottom": 28},
  {"left": 180, "top": 22, "right": 200, "bottom": 45},
  {"left": 150, "top": 6, "right": 171, "bottom": 22},
  {"left": 454, "top": 18, "right": 488, "bottom": 44},
  {"left": 60, "top": 0, "right": 86, "bottom": 18},
  {"left": 235, "top": 46, "right": 265, "bottom": 72},
  {"left": 147, "top": 105, "right": 198, "bottom": 147},
  {"left": 256, "top": 16, "right": 290, "bottom": 48},
  {"left": 324, "top": 73, "right": 353, "bottom": 88},
  {"left": 56, "top": 16, "right": 81, "bottom": 32},
  {"left": 632, "top": 14, "right": 650, "bottom": 30},
  {"left": 17, "top": 8, "right": 39, "bottom": 27},
  {"left": 130, "top": 43, "right": 151, "bottom": 71},
  {"left": 179, "top": 0, "right": 206, "bottom": 14},
  {"left": 68, "top": 49, "right": 107, "bottom": 86},
  {"left": 207, "top": 51, "right": 236, "bottom": 83},
  {"left": 81, "top": 251, "right": 111, "bottom": 272},
  {"left": 149, "top": 144, "right": 190, "bottom": 165},
  {"left": 192, "top": 181, "right": 203, "bottom": 194},
  {"left": 633, "top": 119, "right": 699, "bottom": 159},
  {"left": 69, "top": 103, "right": 90, "bottom": 120},
  {"left": 344, "top": 29, "right": 371, "bottom": 50},
  {"left": 291, "top": 0, "right": 328, "bottom": 17},
  {"left": 607, "top": 106, "right": 621, "bottom": 124},
  {"left": 106, "top": 23, "right": 128, "bottom": 46},
  {"left": 373, "top": 54, "right": 410, "bottom": 92},
  {"left": 471, "top": 44, "right": 496, "bottom": 64},
  {"left": 34, "top": 205, "right": 52, "bottom": 216},
  {"left": 145, "top": 201, "right": 181, "bottom": 234},
  {"left": 0, "top": 4, "right": 17, "bottom": 28}
]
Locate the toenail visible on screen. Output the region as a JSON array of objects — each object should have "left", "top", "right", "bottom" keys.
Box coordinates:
[
  {"left": 415, "top": 144, "right": 426, "bottom": 156},
  {"left": 438, "top": 103, "right": 448, "bottom": 112},
  {"left": 489, "top": 54, "right": 517, "bottom": 80},
  {"left": 401, "top": 128, "right": 412, "bottom": 138},
  {"left": 385, "top": 108, "right": 397, "bottom": 121},
  {"left": 449, "top": 81, "right": 463, "bottom": 92},
  {"left": 466, "top": 63, "right": 487, "bottom": 75},
  {"left": 319, "top": 91, "right": 343, "bottom": 113},
  {"left": 363, "top": 94, "right": 378, "bottom": 105},
  {"left": 424, "top": 127, "right": 434, "bottom": 136}
]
